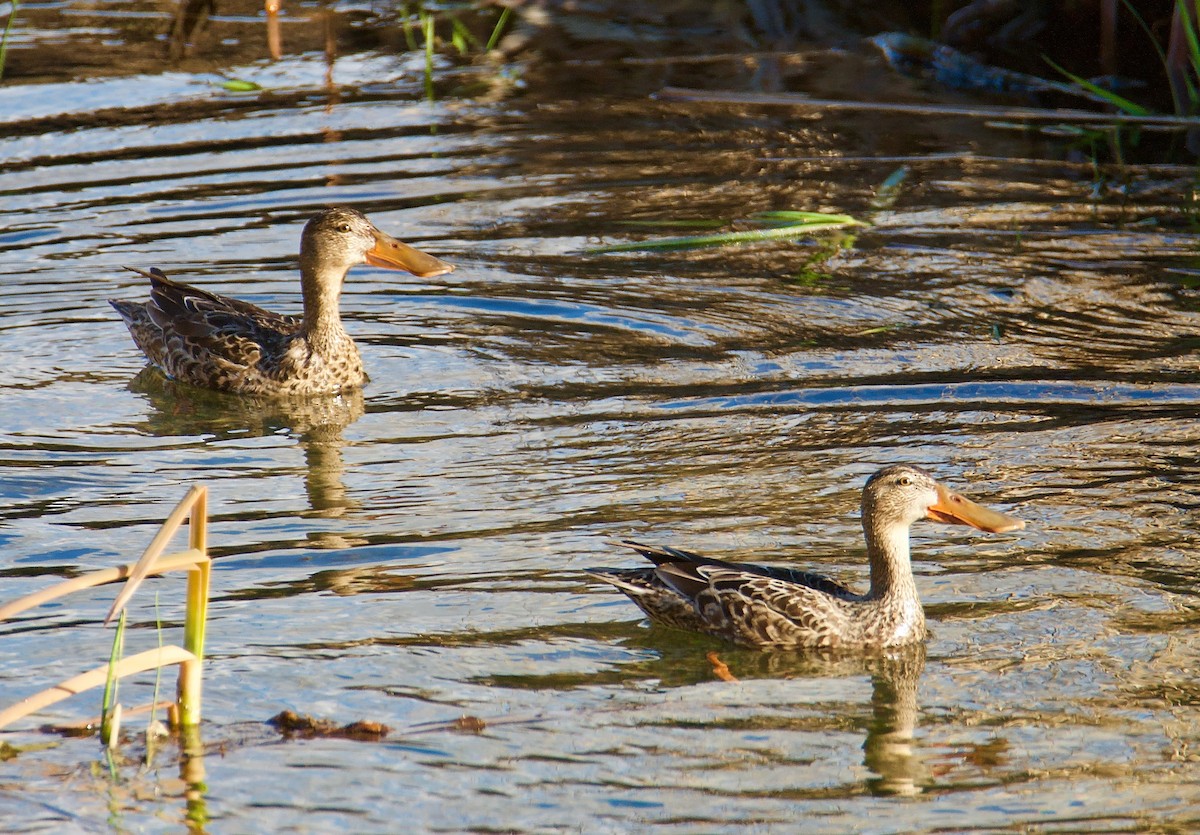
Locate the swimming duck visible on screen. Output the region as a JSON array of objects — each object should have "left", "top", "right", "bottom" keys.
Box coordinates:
[
  {"left": 110, "top": 206, "right": 454, "bottom": 397},
  {"left": 588, "top": 465, "right": 1025, "bottom": 649}
]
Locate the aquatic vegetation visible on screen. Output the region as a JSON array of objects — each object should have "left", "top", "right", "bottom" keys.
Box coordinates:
[
  {"left": 0, "top": 0, "right": 17, "bottom": 81},
  {"left": 217, "top": 77, "right": 263, "bottom": 93},
  {"left": 424, "top": 8, "right": 435, "bottom": 100},
  {"left": 1043, "top": 57, "right": 1150, "bottom": 117},
  {"left": 398, "top": 2, "right": 516, "bottom": 101},
  {"left": 1115, "top": 0, "right": 1200, "bottom": 116},
  {"left": 1167, "top": 0, "right": 1200, "bottom": 115},
  {"left": 589, "top": 210, "right": 865, "bottom": 253},
  {"left": 486, "top": 6, "right": 513, "bottom": 52},
  {"left": 100, "top": 611, "right": 127, "bottom": 748},
  {"left": 0, "top": 486, "right": 211, "bottom": 736}
]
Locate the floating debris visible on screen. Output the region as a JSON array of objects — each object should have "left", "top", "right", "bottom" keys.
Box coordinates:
[
  {"left": 451, "top": 715, "right": 488, "bottom": 733},
  {"left": 269, "top": 711, "right": 391, "bottom": 741}
]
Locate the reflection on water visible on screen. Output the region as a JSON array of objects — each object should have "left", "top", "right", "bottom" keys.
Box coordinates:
[
  {"left": 862, "top": 646, "right": 927, "bottom": 797},
  {"left": 589, "top": 638, "right": 934, "bottom": 799},
  {"left": 130, "top": 370, "right": 364, "bottom": 527},
  {"left": 179, "top": 726, "right": 209, "bottom": 830},
  {"left": 0, "top": 4, "right": 1199, "bottom": 831}
]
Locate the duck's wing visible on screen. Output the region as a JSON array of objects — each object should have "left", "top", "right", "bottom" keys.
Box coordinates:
[
  {"left": 652, "top": 561, "right": 857, "bottom": 647},
  {"left": 138, "top": 266, "right": 298, "bottom": 335},
  {"left": 589, "top": 540, "right": 860, "bottom": 647},
  {"left": 117, "top": 266, "right": 300, "bottom": 372},
  {"left": 619, "top": 540, "right": 857, "bottom": 598},
  {"left": 585, "top": 564, "right": 710, "bottom": 633}
]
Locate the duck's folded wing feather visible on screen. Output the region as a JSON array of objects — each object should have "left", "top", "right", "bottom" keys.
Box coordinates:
[
  {"left": 129, "top": 267, "right": 300, "bottom": 367},
  {"left": 621, "top": 539, "right": 857, "bottom": 598},
  {"left": 142, "top": 269, "right": 296, "bottom": 328},
  {"left": 657, "top": 563, "right": 853, "bottom": 646}
]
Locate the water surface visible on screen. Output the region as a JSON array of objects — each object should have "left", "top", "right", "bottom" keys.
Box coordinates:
[{"left": 1, "top": 4, "right": 1199, "bottom": 831}]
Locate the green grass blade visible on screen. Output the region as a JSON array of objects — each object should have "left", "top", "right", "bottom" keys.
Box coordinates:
[
  {"left": 0, "top": 0, "right": 21, "bottom": 81},
  {"left": 423, "top": 10, "right": 435, "bottom": 102},
  {"left": 1179, "top": 0, "right": 1200, "bottom": 69},
  {"left": 751, "top": 211, "right": 861, "bottom": 224},
  {"left": 1177, "top": 0, "right": 1200, "bottom": 109},
  {"left": 589, "top": 217, "right": 863, "bottom": 253},
  {"left": 101, "top": 611, "right": 126, "bottom": 745},
  {"left": 219, "top": 78, "right": 261, "bottom": 93},
  {"left": 486, "top": 7, "right": 513, "bottom": 52},
  {"left": 1043, "top": 57, "right": 1152, "bottom": 115}
]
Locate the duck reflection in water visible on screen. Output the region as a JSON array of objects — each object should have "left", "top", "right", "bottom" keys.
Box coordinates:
[
  {"left": 591, "top": 631, "right": 932, "bottom": 797},
  {"left": 731, "top": 644, "right": 931, "bottom": 797},
  {"left": 127, "top": 370, "right": 365, "bottom": 547},
  {"left": 862, "top": 645, "right": 927, "bottom": 796}
]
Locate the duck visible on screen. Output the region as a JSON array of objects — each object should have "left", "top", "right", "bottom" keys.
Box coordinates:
[
  {"left": 587, "top": 465, "right": 1025, "bottom": 649},
  {"left": 110, "top": 206, "right": 454, "bottom": 397}
]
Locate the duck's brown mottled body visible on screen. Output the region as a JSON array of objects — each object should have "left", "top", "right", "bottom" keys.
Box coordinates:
[
  {"left": 110, "top": 206, "right": 453, "bottom": 397},
  {"left": 589, "top": 465, "right": 1025, "bottom": 650},
  {"left": 111, "top": 269, "right": 365, "bottom": 397}
]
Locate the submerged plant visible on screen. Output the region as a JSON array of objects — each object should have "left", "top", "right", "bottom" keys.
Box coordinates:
[
  {"left": 588, "top": 210, "right": 865, "bottom": 253},
  {"left": 786, "top": 235, "right": 858, "bottom": 288},
  {"left": 1039, "top": 0, "right": 1200, "bottom": 126}
]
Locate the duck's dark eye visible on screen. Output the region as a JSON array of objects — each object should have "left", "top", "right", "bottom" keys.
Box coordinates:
[
  {"left": 897, "top": 476, "right": 912, "bottom": 487},
  {"left": 338, "top": 223, "right": 352, "bottom": 233}
]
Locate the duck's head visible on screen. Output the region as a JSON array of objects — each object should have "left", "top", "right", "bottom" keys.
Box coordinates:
[
  {"left": 863, "top": 464, "right": 1025, "bottom": 533},
  {"left": 300, "top": 206, "right": 454, "bottom": 279}
]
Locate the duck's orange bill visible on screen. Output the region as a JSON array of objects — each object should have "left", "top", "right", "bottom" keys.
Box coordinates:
[
  {"left": 926, "top": 483, "right": 1025, "bottom": 533},
  {"left": 366, "top": 231, "right": 455, "bottom": 278}
]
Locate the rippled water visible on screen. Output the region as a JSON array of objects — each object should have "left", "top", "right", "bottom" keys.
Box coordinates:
[{"left": 2, "top": 4, "right": 1200, "bottom": 831}]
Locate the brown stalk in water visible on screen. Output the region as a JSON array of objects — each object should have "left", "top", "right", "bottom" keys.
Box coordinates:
[{"left": 0, "top": 485, "right": 211, "bottom": 733}]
